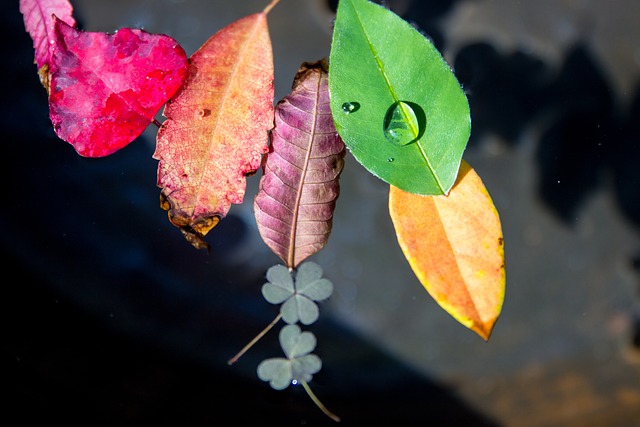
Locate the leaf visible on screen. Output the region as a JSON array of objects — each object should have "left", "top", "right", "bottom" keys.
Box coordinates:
[
  {"left": 47, "top": 17, "right": 189, "bottom": 157},
  {"left": 295, "top": 262, "right": 333, "bottom": 301},
  {"left": 280, "top": 324, "right": 317, "bottom": 359},
  {"left": 281, "top": 295, "right": 319, "bottom": 325},
  {"left": 254, "top": 60, "right": 345, "bottom": 268},
  {"left": 20, "top": 0, "right": 75, "bottom": 70},
  {"left": 261, "top": 261, "right": 334, "bottom": 326},
  {"left": 154, "top": 8, "right": 275, "bottom": 250},
  {"left": 329, "top": 0, "right": 470, "bottom": 196},
  {"left": 262, "top": 264, "right": 294, "bottom": 304},
  {"left": 256, "top": 358, "right": 292, "bottom": 390},
  {"left": 257, "top": 325, "right": 322, "bottom": 390},
  {"left": 389, "top": 160, "right": 505, "bottom": 340}
]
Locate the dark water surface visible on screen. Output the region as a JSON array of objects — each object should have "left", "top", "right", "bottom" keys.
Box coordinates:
[{"left": 5, "top": 1, "right": 640, "bottom": 425}]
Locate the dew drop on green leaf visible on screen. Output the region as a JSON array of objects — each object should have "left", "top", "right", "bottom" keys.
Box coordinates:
[
  {"left": 329, "top": 0, "right": 471, "bottom": 195},
  {"left": 341, "top": 101, "right": 360, "bottom": 114},
  {"left": 383, "top": 101, "right": 422, "bottom": 146}
]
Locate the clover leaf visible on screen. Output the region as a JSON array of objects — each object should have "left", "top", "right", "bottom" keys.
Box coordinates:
[
  {"left": 261, "top": 261, "right": 333, "bottom": 325},
  {"left": 257, "top": 324, "right": 322, "bottom": 390}
]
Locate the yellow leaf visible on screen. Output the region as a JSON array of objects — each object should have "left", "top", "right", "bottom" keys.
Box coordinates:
[{"left": 389, "top": 160, "right": 505, "bottom": 340}]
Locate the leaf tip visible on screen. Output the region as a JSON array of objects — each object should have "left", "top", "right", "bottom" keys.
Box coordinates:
[
  {"left": 472, "top": 319, "right": 497, "bottom": 341},
  {"left": 262, "top": 0, "right": 281, "bottom": 15}
]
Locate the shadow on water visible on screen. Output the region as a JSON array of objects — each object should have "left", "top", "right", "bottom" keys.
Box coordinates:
[
  {"left": 339, "top": 0, "right": 640, "bottom": 379},
  {"left": 454, "top": 40, "right": 640, "bottom": 231},
  {"left": 2, "top": 3, "right": 498, "bottom": 425}
]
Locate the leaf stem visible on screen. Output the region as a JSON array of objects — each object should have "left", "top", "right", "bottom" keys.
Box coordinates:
[
  {"left": 263, "top": 0, "right": 281, "bottom": 14},
  {"left": 227, "top": 312, "right": 283, "bottom": 365},
  {"left": 152, "top": 119, "right": 162, "bottom": 128},
  {"left": 300, "top": 380, "right": 341, "bottom": 422}
]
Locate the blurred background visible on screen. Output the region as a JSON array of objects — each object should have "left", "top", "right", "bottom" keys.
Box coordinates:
[{"left": 4, "top": 0, "right": 640, "bottom": 425}]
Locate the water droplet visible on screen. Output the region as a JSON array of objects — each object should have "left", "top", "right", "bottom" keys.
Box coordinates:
[
  {"left": 341, "top": 102, "right": 360, "bottom": 114},
  {"left": 387, "top": 157, "right": 394, "bottom": 162},
  {"left": 383, "top": 101, "right": 425, "bottom": 146},
  {"left": 291, "top": 379, "right": 298, "bottom": 385}
]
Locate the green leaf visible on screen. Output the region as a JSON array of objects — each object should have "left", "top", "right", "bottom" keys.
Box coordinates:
[
  {"left": 329, "top": 0, "right": 471, "bottom": 195},
  {"left": 282, "top": 294, "right": 320, "bottom": 325},
  {"left": 280, "top": 324, "right": 317, "bottom": 358},
  {"left": 257, "top": 358, "right": 292, "bottom": 390},
  {"left": 261, "top": 262, "right": 334, "bottom": 325},
  {"left": 295, "top": 262, "right": 333, "bottom": 301},
  {"left": 291, "top": 354, "right": 322, "bottom": 383},
  {"left": 262, "top": 264, "right": 294, "bottom": 304},
  {"left": 257, "top": 325, "right": 322, "bottom": 390}
]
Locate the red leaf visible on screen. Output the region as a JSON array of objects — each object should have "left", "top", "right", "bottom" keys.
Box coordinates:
[
  {"left": 154, "top": 9, "right": 275, "bottom": 249},
  {"left": 254, "top": 60, "right": 346, "bottom": 268},
  {"left": 20, "top": 0, "right": 75, "bottom": 70},
  {"left": 48, "top": 17, "right": 188, "bottom": 157}
]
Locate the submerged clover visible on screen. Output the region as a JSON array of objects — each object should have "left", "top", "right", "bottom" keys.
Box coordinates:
[{"left": 261, "top": 261, "right": 333, "bottom": 325}]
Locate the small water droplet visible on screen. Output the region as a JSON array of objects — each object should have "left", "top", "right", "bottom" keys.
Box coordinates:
[
  {"left": 387, "top": 157, "right": 394, "bottom": 162},
  {"left": 383, "top": 101, "right": 425, "bottom": 146},
  {"left": 341, "top": 102, "right": 360, "bottom": 114},
  {"left": 291, "top": 379, "right": 298, "bottom": 385}
]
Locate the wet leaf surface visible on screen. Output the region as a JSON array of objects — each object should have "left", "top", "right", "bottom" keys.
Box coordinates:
[
  {"left": 329, "top": 0, "right": 470, "bottom": 195},
  {"left": 47, "top": 17, "right": 188, "bottom": 157}
]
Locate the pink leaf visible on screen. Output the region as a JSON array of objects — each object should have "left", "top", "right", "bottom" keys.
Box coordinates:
[
  {"left": 20, "top": 0, "right": 75, "bottom": 69},
  {"left": 48, "top": 16, "right": 189, "bottom": 157},
  {"left": 254, "top": 60, "right": 346, "bottom": 268}
]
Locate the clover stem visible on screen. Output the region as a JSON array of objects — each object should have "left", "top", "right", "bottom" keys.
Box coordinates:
[
  {"left": 227, "top": 312, "right": 283, "bottom": 365},
  {"left": 300, "top": 380, "right": 341, "bottom": 423}
]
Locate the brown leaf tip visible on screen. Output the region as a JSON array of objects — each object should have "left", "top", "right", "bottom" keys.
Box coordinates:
[
  {"left": 38, "top": 64, "right": 50, "bottom": 94},
  {"left": 180, "top": 228, "right": 211, "bottom": 252}
]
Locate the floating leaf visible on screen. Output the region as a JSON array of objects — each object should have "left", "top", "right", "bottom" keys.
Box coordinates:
[
  {"left": 261, "top": 262, "right": 333, "bottom": 325},
  {"left": 262, "top": 264, "right": 295, "bottom": 304},
  {"left": 279, "top": 323, "right": 318, "bottom": 359},
  {"left": 294, "top": 261, "right": 333, "bottom": 301},
  {"left": 256, "top": 358, "right": 292, "bottom": 390},
  {"left": 389, "top": 161, "right": 505, "bottom": 340},
  {"left": 254, "top": 60, "right": 345, "bottom": 268},
  {"left": 257, "top": 324, "right": 322, "bottom": 390},
  {"left": 329, "top": 0, "right": 470, "bottom": 195},
  {"left": 20, "top": 0, "right": 75, "bottom": 71},
  {"left": 155, "top": 7, "right": 275, "bottom": 249},
  {"left": 47, "top": 16, "right": 188, "bottom": 157}
]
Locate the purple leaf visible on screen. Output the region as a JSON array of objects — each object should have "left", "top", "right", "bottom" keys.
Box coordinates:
[{"left": 254, "top": 60, "right": 345, "bottom": 269}]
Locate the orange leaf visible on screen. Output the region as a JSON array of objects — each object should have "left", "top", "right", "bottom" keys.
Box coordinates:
[
  {"left": 389, "top": 160, "right": 505, "bottom": 340},
  {"left": 154, "top": 7, "right": 275, "bottom": 249}
]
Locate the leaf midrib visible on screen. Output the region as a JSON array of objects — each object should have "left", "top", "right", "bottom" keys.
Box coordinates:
[
  {"left": 287, "top": 73, "right": 322, "bottom": 268},
  {"left": 196, "top": 14, "right": 264, "bottom": 206}
]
